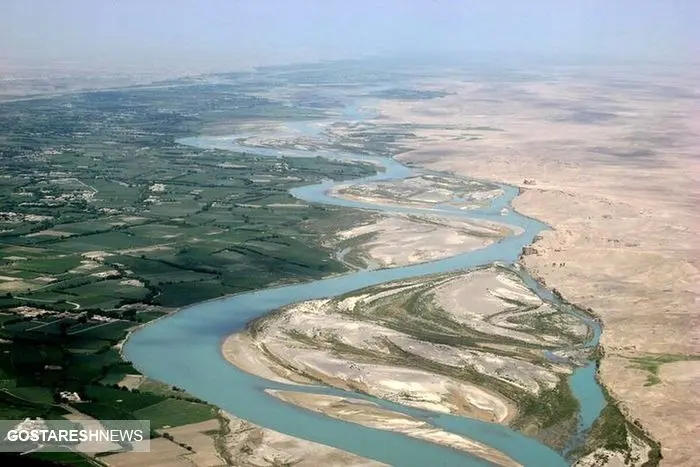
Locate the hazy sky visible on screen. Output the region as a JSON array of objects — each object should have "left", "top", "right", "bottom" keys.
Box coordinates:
[{"left": 1, "top": 0, "right": 698, "bottom": 72}]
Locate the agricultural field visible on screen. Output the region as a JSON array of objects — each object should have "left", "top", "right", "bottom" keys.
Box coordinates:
[{"left": 0, "top": 73, "right": 378, "bottom": 460}]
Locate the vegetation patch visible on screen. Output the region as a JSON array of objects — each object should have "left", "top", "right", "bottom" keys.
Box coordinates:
[
  {"left": 28, "top": 448, "right": 100, "bottom": 467},
  {"left": 0, "top": 77, "right": 382, "bottom": 443},
  {"left": 571, "top": 384, "right": 662, "bottom": 466},
  {"left": 133, "top": 398, "right": 215, "bottom": 429},
  {"left": 626, "top": 353, "right": 700, "bottom": 386}
]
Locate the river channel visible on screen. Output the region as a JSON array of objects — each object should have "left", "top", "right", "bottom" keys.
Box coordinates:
[{"left": 123, "top": 105, "right": 606, "bottom": 466}]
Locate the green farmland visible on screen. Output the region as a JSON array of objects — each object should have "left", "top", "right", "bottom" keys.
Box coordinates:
[{"left": 0, "top": 72, "right": 376, "bottom": 450}]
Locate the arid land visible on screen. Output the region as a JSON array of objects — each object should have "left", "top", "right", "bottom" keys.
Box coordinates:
[{"left": 345, "top": 65, "right": 700, "bottom": 466}]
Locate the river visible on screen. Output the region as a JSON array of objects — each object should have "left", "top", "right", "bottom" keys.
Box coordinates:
[{"left": 123, "top": 104, "right": 606, "bottom": 466}]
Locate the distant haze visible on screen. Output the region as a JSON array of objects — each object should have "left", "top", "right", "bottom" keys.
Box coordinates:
[{"left": 1, "top": 0, "right": 698, "bottom": 73}]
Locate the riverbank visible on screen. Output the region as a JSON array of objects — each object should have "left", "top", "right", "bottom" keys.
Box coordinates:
[
  {"left": 104, "top": 409, "right": 385, "bottom": 467},
  {"left": 220, "top": 411, "right": 386, "bottom": 467}
]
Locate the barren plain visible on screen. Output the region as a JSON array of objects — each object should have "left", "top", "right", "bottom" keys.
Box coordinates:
[{"left": 356, "top": 65, "right": 700, "bottom": 466}]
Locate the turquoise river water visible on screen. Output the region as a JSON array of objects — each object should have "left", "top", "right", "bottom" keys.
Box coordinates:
[{"left": 123, "top": 107, "right": 606, "bottom": 466}]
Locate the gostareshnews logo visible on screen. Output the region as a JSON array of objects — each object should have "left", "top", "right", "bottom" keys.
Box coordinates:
[{"left": 0, "top": 418, "right": 150, "bottom": 453}]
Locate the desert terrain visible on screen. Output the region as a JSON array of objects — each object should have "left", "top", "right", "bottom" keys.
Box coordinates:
[{"left": 363, "top": 65, "right": 700, "bottom": 466}]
